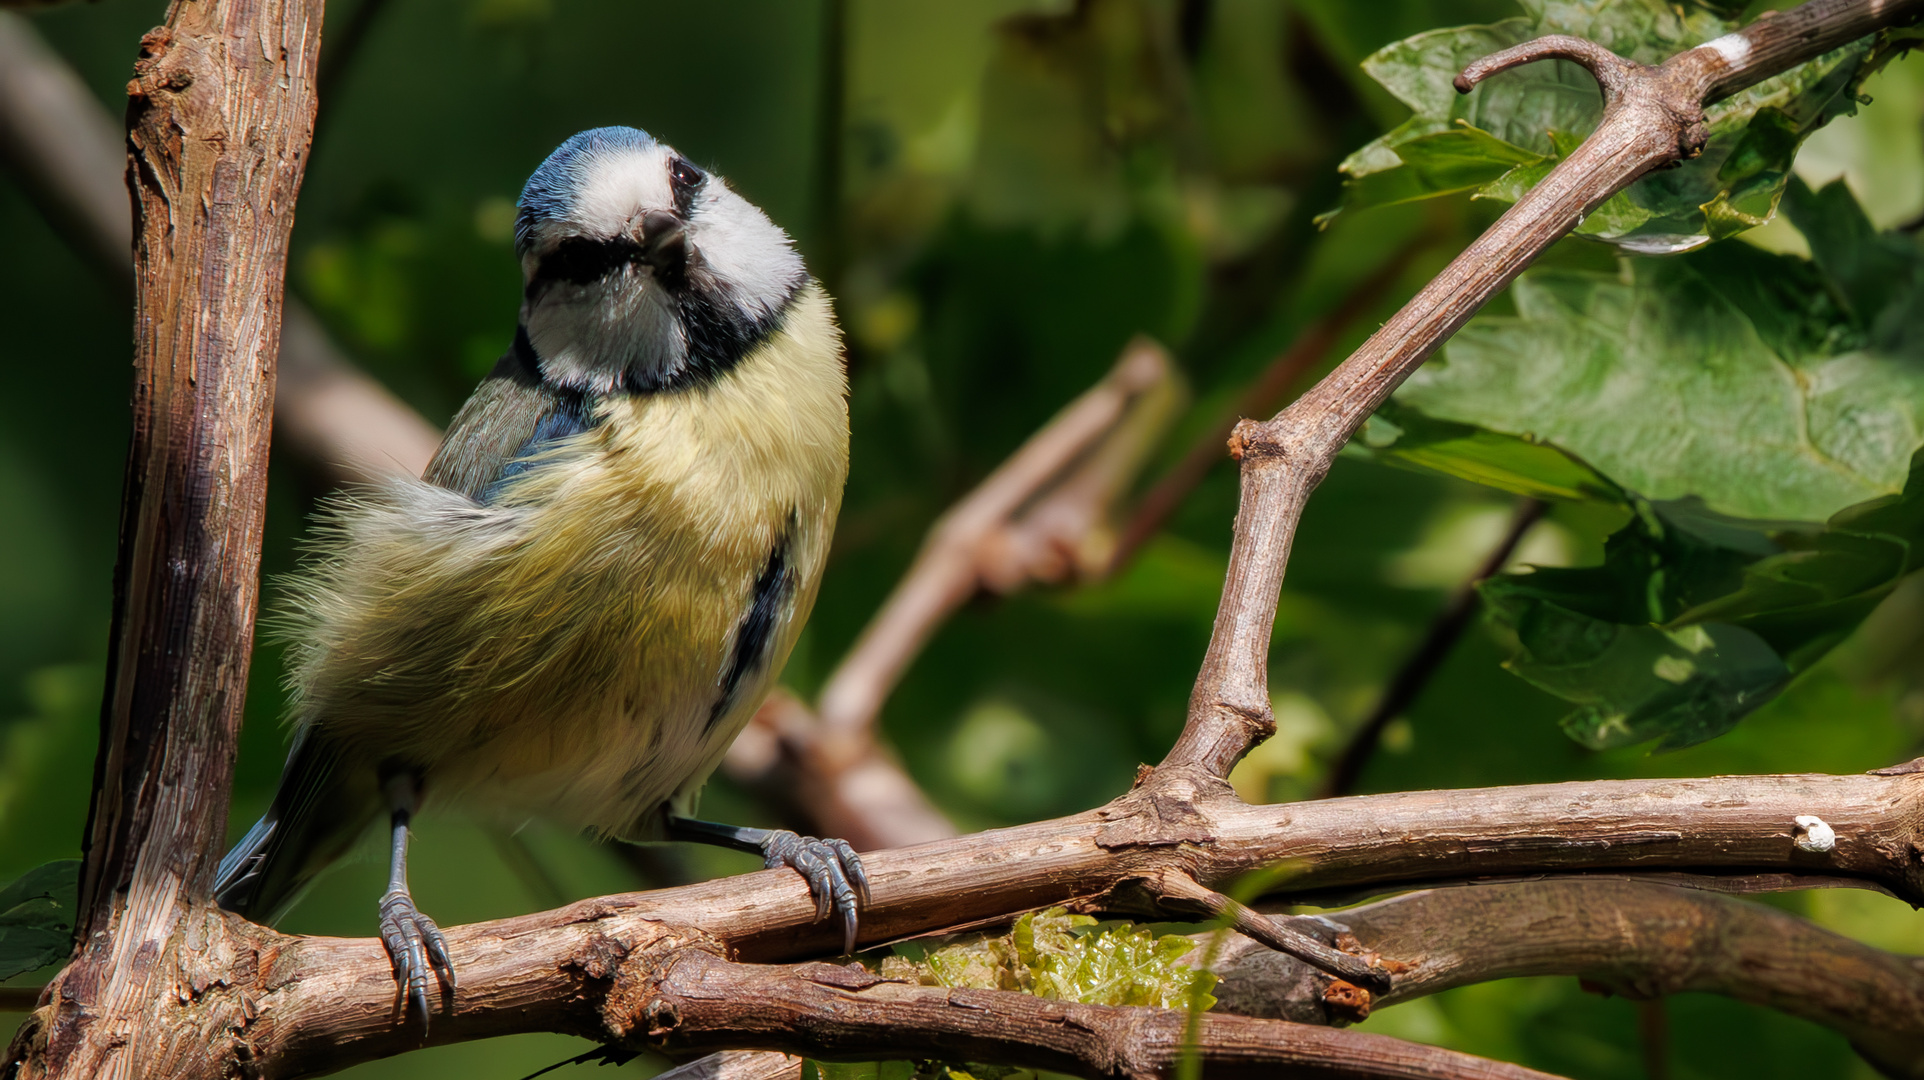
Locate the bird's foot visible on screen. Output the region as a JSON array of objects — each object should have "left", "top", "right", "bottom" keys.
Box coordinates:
[
  {"left": 379, "top": 888, "right": 454, "bottom": 1027},
  {"left": 759, "top": 831, "right": 870, "bottom": 954}
]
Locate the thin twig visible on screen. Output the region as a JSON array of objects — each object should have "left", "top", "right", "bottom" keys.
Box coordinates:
[
  {"left": 815, "top": 338, "right": 1179, "bottom": 745},
  {"left": 1320, "top": 498, "right": 1547, "bottom": 798},
  {"left": 1151, "top": 869, "right": 1391, "bottom": 992},
  {"left": 653, "top": 1051, "right": 802, "bottom": 1080},
  {"left": 1636, "top": 1000, "right": 1670, "bottom": 1080}
]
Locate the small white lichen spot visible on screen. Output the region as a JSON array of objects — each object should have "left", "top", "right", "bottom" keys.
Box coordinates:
[
  {"left": 1703, "top": 33, "right": 1751, "bottom": 66},
  {"left": 1793, "top": 814, "right": 1836, "bottom": 853}
]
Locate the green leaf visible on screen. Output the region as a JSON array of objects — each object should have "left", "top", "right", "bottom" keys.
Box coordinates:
[
  {"left": 1355, "top": 402, "right": 1627, "bottom": 505},
  {"left": 0, "top": 859, "right": 79, "bottom": 980},
  {"left": 1398, "top": 180, "right": 1924, "bottom": 750},
  {"left": 1328, "top": 0, "right": 1878, "bottom": 248},
  {"left": 1482, "top": 454, "right": 1924, "bottom": 750},
  {"left": 1398, "top": 244, "right": 1924, "bottom": 525}
]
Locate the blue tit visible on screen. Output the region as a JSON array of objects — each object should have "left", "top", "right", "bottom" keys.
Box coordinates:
[{"left": 214, "top": 126, "right": 863, "bottom": 1022}]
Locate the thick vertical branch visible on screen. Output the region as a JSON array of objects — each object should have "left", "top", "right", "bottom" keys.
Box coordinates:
[{"left": 8, "top": 1, "right": 325, "bottom": 1077}]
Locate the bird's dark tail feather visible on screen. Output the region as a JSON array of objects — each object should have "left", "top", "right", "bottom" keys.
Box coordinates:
[{"left": 215, "top": 729, "right": 378, "bottom": 924}]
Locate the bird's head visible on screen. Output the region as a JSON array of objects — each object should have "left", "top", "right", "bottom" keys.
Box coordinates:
[{"left": 514, "top": 126, "right": 805, "bottom": 394}]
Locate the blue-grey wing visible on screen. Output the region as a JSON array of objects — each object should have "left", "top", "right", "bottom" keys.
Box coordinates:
[{"left": 423, "top": 330, "right": 596, "bottom": 501}]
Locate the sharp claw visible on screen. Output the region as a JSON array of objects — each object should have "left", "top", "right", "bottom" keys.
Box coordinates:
[
  {"left": 425, "top": 926, "right": 456, "bottom": 991},
  {"left": 379, "top": 891, "right": 454, "bottom": 1030},
  {"left": 836, "top": 841, "right": 871, "bottom": 906},
  {"left": 759, "top": 830, "right": 867, "bottom": 952}
]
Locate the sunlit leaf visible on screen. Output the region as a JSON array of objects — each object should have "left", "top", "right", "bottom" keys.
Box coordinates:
[
  {"left": 1399, "top": 245, "right": 1924, "bottom": 524},
  {"left": 1327, "top": 0, "right": 1879, "bottom": 248}
]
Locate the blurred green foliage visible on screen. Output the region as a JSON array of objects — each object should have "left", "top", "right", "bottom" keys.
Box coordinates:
[{"left": 1, "top": 1, "right": 1922, "bottom": 1078}]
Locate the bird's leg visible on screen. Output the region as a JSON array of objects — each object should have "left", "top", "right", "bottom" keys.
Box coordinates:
[
  {"left": 664, "top": 815, "right": 870, "bottom": 953},
  {"left": 378, "top": 769, "right": 454, "bottom": 1027}
]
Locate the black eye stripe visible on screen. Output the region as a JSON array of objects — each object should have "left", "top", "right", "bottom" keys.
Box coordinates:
[
  {"left": 669, "top": 156, "right": 707, "bottom": 217},
  {"left": 533, "top": 235, "right": 639, "bottom": 287}
]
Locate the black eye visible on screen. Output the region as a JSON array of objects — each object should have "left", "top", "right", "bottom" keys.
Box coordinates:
[{"left": 669, "top": 156, "right": 706, "bottom": 214}]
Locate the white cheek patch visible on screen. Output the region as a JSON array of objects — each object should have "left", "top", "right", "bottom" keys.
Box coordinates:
[
  {"left": 690, "top": 185, "right": 805, "bottom": 318},
  {"left": 571, "top": 143, "right": 675, "bottom": 239}
]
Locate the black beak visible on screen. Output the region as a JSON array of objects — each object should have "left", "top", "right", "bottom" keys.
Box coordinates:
[{"left": 639, "top": 209, "right": 687, "bottom": 283}]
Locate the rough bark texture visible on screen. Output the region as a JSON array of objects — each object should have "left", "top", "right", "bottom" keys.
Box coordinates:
[
  {"left": 4, "top": 0, "right": 324, "bottom": 1077},
  {"left": 1168, "top": 0, "right": 1924, "bottom": 778},
  {"left": 94, "top": 766, "right": 1924, "bottom": 1076},
  {"left": 1203, "top": 880, "right": 1924, "bottom": 1077}
]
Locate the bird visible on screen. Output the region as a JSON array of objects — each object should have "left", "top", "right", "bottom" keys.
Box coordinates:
[{"left": 214, "top": 126, "right": 865, "bottom": 1024}]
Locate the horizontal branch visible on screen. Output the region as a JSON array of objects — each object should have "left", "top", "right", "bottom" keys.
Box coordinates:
[
  {"left": 224, "top": 917, "right": 1564, "bottom": 1080},
  {"left": 1203, "top": 879, "right": 1924, "bottom": 1077},
  {"left": 208, "top": 765, "right": 1924, "bottom": 1074}
]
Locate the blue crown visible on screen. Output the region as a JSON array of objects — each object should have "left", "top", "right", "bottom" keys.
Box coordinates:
[{"left": 515, "top": 126, "right": 658, "bottom": 254}]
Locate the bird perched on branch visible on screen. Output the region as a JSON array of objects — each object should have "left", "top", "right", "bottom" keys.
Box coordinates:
[{"left": 215, "top": 126, "right": 863, "bottom": 1022}]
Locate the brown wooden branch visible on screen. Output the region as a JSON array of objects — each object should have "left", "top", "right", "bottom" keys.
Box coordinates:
[
  {"left": 0, "top": 10, "right": 441, "bottom": 487},
  {"left": 36, "top": 764, "right": 1924, "bottom": 1077},
  {"left": 628, "top": 949, "right": 1562, "bottom": 1080},
  {"left": 186, "top": 914, "right": 1565, "bottom": 1080},
  {"left": 1201, "top": 879, "right": 1924, "bottom": 1078},
  {"left": 655, "top": 1050, "right": 804, "bottom": 1080},
  {"left": 1165, "top": 0, "right": 1924, "bottom": 781},
  {"left": 3, "top": 0, "right": 324, "bottom": 1077},
  {"left": 10, "top": 4, "right": 1924, "bottom": 1079},
  {"left": 814, "top": 337, "right": 1180, "bottom": 746}
]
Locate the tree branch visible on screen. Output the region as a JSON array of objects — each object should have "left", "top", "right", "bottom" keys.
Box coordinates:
[
  {"left": 199, "top": 916, "right": 1566, "bottom": 1080},
  {"left": 0, "top": 10, "right": 441, "bottom": 487},
  {"left": 12, "top": 4, "right": 1924, "bottom": 1079},
  {"left": 4, "top": 0, "right": 324, "bottom": 1076},
  {"left": 1165, "top": 0, "right": 1924, "bottom": 780},
  {"left": 76, "top": 763, "right": 1924, "bottom": 1077},
  {"left": 1202, "top": 879, "right": 1924, "bottom": 1078}
]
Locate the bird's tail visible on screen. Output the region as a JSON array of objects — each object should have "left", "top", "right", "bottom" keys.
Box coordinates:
[{"left": 215, "top": 729, "right": 379, "bottom": 924}]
